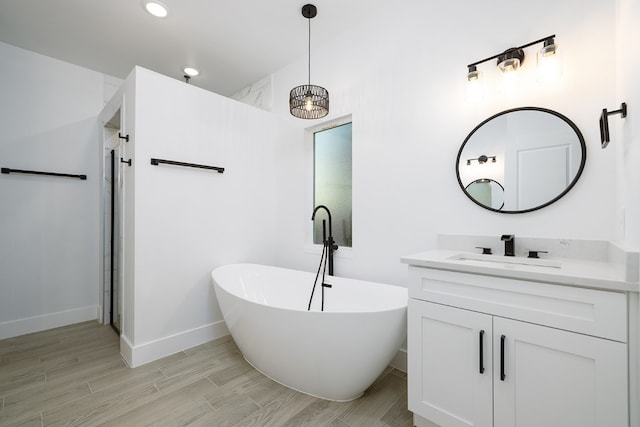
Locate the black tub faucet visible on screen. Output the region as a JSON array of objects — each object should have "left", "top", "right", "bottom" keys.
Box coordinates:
[
  {"left": 311, "top": 205, "right": 338, "bottom": 275},
  {"left": 501, "top": 234, "right": 515, "bottom": 257}
]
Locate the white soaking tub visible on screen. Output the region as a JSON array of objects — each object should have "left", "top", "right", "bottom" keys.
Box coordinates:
[{"left": 211, "top": 263, "right": 407, "bottom": 401}]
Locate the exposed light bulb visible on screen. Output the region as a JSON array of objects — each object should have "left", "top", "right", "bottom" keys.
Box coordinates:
[
  {"left": 501, "top": 66, "right": 519, "bottom": 93},
  {"left": 305, "top": 95, "right": 313, "bottom": 111},
  {"left": 537, "top": 50, "right": 562, "bottom": 83}
]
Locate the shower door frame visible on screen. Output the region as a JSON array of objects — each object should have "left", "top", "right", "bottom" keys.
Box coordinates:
[
  {"left": 108, "top": 149, "right": 119, "bottom": 334},
  {"left": 101, "top": 103, "right": 125, "bottom": 336}
]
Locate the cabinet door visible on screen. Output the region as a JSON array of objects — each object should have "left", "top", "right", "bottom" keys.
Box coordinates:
[
  {"left": 493, "top": 317, "right": 628, "bottom": 427},
  {"left": 408, "top": 300, "right": 493, "bottom": 427}
]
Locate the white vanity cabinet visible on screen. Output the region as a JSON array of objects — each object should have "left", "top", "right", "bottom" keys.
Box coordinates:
[
  {"left": 408, "top": 299, "right": 493, "bottom": 427},
  {"left": 492, "top": 315, "right": 626, "bottom": 427},
  {"left": 408, "top": 266, "right": 629, "bottom": 427}
]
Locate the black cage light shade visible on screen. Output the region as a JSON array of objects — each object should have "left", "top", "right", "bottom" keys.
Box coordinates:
[{"left": 289, "top": 4, "right": 329, "bottom": 119}]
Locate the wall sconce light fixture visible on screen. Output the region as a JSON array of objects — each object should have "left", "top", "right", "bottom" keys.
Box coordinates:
[
  {"left": 467, "top": 35, "right": 557, "bottom": 81},
  {"left": 599, "top": 102, "right": 627, "bottom": 149},
  {"left": 289, "top": 4, "right": 329, "bottom": 119},
  {"left": 466, "top": 155, "right": 497, "bottom": 166}
]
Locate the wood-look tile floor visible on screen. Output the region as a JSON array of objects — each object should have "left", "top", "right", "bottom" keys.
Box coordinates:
[{"left": 0, "top": 321, "right": 412, "bottom": 426}]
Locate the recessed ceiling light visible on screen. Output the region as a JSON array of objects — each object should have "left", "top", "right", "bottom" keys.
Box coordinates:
[
  {"left": 182, "top": 66, "right": 200, "bottom": 77},
  {"left": 144, "top": 1, "right": 168, "bottom": 18}
]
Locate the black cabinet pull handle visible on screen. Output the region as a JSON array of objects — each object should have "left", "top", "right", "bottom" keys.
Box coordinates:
[
  {"left": 500, "top": 335, "right": 506, "bottom": 381},
  {"left": 479, "top": 330, "right": 485, "bottom": 374}
]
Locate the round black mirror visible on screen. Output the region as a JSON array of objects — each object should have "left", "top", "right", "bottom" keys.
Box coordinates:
[{"left": 456, "top": 107, "right": 586, "bottom": 213}]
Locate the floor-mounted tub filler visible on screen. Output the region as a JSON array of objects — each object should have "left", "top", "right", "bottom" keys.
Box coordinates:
[{"left": 211, "top": 263, "right": 407, "bottom": 401}]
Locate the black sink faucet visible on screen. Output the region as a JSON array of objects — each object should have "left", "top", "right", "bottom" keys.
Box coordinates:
[
  {"left": 311, "top": 205, "right": 338, "bottom": 275},
  {"left": 501, "top": 234, "right": 515, "bottom": 257}
]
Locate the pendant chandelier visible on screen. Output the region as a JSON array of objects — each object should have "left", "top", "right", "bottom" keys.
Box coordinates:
[{"left": 289, "top": 4, "right": 329, "bottom": 119}]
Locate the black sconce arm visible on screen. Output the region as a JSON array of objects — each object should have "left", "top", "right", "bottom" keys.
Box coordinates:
[{"left": 599, "top": 102, "right": 627, "bottom": 149}]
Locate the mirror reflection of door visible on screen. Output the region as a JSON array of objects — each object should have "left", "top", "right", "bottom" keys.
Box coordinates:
[
  {"left": 502, "top": 110, "right": 579, "bottom": 211},
  {"left": 516, "top": 145, "right": 569, "bottom": 210}
]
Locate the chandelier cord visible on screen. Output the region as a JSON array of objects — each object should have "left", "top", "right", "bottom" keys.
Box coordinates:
[{"left": 307, "top": 17, "right": 311, "bottom": 86}]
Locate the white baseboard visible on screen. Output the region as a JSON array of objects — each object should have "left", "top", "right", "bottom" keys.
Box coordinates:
[
  {"left": 97, "top": 303, "right": 105, "bottom": 324},
  {"left": 120, "top": 334, "right": 134, "bottom": 367},
  {"left": 389, "top": 347, "right": 407, "bottom": 372},
  {"left": 120, "top": 320, "right": 230, "bottom": 368},
  {"left": 0, "top": 305, "right": 98, "bottom": 340}
]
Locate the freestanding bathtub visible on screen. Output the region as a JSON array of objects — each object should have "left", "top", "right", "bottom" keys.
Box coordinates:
[{"left": 211, "top": 263, "right": 407, "bottom": 401}]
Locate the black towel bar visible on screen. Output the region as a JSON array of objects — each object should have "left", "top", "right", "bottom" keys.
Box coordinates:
[
  {"left": 150, "top": 158, "right": 224, "bottom": 173},
  {"left": 1, "top": 167, "right": 87, "bottom": 180}
]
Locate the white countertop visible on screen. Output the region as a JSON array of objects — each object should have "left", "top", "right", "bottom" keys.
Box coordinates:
[{"left": 402, "top": 249, "right": 640, "bottom": 293}]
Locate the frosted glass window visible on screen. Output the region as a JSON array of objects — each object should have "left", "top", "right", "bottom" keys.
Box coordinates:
[{"left": 314, "top": 122, "right": 352, "bottom": 247}]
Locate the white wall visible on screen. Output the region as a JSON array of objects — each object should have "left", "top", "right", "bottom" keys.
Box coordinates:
[
  {"left": 617, "top": 0, "right": 640, "bottom": 249},
  {"left": 616, "top": 0, "right": 640, "bottom": 424},
  {"left": 0, "top": 42, "right": 110, "bottom": 338},
  {"left": 270, "top": 0, "right": 622, "bottom": 286},
  {"left": 118, "top": 67, "right": 287, "bottom": 366}
]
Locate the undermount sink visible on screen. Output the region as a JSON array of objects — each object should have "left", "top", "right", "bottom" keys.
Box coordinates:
[{"left": 448, "top": 253, "right": 562, "bottom": 269}]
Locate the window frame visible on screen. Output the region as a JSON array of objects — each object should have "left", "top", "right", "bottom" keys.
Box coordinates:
[{"left": 304, "top": 114, "right": 353, "bottom": 258}]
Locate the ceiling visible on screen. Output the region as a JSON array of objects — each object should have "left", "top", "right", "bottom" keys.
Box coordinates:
[{"left": 0, "top": 0, "right": 390, "bottom": 97}]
